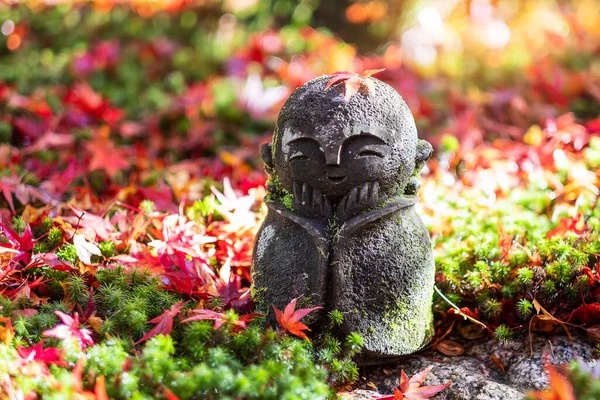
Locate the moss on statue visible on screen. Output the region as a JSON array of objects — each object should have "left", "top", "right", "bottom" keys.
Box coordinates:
[{"left": 265, "top": 174, "right": 294, "bottom": 211}]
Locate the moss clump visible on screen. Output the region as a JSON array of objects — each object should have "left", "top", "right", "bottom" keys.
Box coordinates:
[
  {"left": 265, "top": 174, "right": 294, "bottom": 210},
  {"left": 0, "top": 333, "right": 332, "bottom": 400},
  {"left": 493, "top": 324, "right": 514, "bottom": 344},
  {"left": 56, "top": 243, "right": 78, "bottom": 264}
]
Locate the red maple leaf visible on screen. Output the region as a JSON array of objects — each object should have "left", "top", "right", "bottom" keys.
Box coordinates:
[
  {"left": 84, "top": 132, "right": 130, "bottom": 178},
  {"left": 567, "top": 302, "right": 600, "bottom": 325},
  {"left": 63, "top": 83, "right": 124, "bottom": 124},
  {"left": 23, "top": 132, "right": 75, "bottom": 154},
  {"left": 217, "top": 276, "right": 253, "bottom": 313},
  {"left": 546, "top": 213, "right": 589, "bottom": 239},
  {"left": 325, "top": 69, "right": 385, "bottom": 101},
  {"left": 0, "top": 221, "right": 34, "bottom": 264},
  {"left": 273, "top": 298, "right": 322, "bottom": 340},
  {"left": 181, "top": 309, "right": 262, "bottom": 332},
  {"left": 0, "top": 179, "right": 16, "bottom": 214},
  {"left": 582, "top": 267, "right": 598, "bottom": 286},
  {"left": 136, "top": 301, "right": 186, "bottom": 344},
  {"left": 68, "top": 206, "right": 116, "bottom": 241},
  {"left": 162, "top": 271, "right": 210, "bottom": 298},
  {"left": 43, "top": 311, "right": 94, "bottom": 349},
  {"left": 447, "top": 306, "right": 480, "bottom": 320},
  {"left": 374, "top": 366, "right": 452, "bottom": 400},
  {"left": 2, "top": 276, "right": 47, "bottom": 300},
  {"left": 17, "top": 341, "right": 67, "bottom": 366}
]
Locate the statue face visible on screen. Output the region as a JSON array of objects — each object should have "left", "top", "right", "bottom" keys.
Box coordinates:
[
  {"left": 278, "top": 122, "right": 400, "bottom": 200},
  {"left": 270, "top": 75, "right": 418, "bottom": 203}
]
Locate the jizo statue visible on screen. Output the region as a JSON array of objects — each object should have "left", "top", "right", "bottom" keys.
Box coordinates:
[{"left": 251, "top": 71, "right": 435, "bottom": 362}]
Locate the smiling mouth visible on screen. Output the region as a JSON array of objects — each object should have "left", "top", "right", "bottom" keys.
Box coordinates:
[{"left": 327, "top": 176, "right": 347, "bottom": 184}]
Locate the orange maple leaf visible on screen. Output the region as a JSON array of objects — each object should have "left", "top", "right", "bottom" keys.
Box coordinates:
[
  {"left": 325, "top": 69, "right": 385, "bottom": 101},
  {"left": 546, "top": 212, "right": 589, "bottom": 239},
  {"left": 528, "top": 364, "right": 575, "bottom": 400},
  {"left": 273, "top": 298, "right": 322, "bottom": 341},
  {"left": 497, "top": 222, "right": 514, "bottom": 260},
  {"left": 0, "top": 317, "right": 15, "bottom": 344},
  {"left": 374, "top": 366, "right": 452, "bottom": 400}
]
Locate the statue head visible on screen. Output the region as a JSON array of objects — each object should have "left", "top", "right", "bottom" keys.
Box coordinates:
[{"left": 262, "top": 74, "right": 431, "bottom": 203}]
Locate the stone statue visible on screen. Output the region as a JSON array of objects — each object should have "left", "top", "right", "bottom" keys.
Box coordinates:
[{"left": 251, "top": 73, "right": 434, "bottom": 361}]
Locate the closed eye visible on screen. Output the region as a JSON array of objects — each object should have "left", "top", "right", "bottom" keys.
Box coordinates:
[
  {"left": 357, "top": 149, "right": 384, "bottom": 158},
  {"left": 290, "top": 153, "right": 310, "bottom": 162}
]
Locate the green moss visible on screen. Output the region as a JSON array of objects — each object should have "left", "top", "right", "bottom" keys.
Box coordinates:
[
  {"left": 494, "top": 324, "right": 514, "bottom": 343},
  {"left": 264, "top": 174, "right": 294, "bottom": 211},
  {"left": 250, "top": 285, "right": 268, "bottom": 314},
  {"left": 56, "top": 243, "right": 78, "bottom": 264},
  {"left": 371, "top": 289, "right": 434, "bottom": 355}
]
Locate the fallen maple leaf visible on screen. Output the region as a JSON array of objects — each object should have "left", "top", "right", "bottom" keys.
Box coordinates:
[
  {"left": 43, "top": 311, "right": 94, "bottom": 349},
  {"left": 567, "top": 302, "right": 600, "bottom": 325},
  {"left": 325, "top": 69, "right": 385, "bottom": 101},
  {"left": 497, "top": 222, "right": 514, "bottom": 259},
  {"left": 0, "top": 317, "right": 15, "bottom": 344},
  {"left": 273, "top": 298, "right": 322, "bottom": 340},
  {"left": 0, "top": 221, "right": 34, "bottom": 264},
  {"left": 71, "top": 359, "right": 86, "bottom": 393},
  {"left": 434, "top": 339, "right": 464, "bottom": 356},
  {"left": 546, "top": 212, "right": 588, "bottom": 239},
  {"left": 95, "top": 375, "right": 109, "bottom": 400},
  {"left": 528, "top": 363, "right": 575, "bottom": 400},
  {"left": 83, "top": 127, "right": 129, "bottom": 178},
  {"left": 17, "top": 341, "right": 67, "bottom": 366},
  {"left": 490, "top": 355, "right": 505, "bottom": 373},
  {"left": 374, "top": 366, "right": 452, "bottom": 400},
  {"left": 181, "top": 308, "right": 262, "bottom": 332},
  {"left": 136, "top": 301, "right": 186, "bottom": 344},
  {"left": 164, "top": 388, "right": 181, "bottom": 400},
  {"left": 73, "top": 233, "right": 102, "bottom": 265}
]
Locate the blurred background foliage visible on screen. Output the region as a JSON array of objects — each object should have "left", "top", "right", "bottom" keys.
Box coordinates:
[
  {"left": 1, "top": 0, "right": 598, "bottom": 106},
  {"left": 1, "top": 0, "right": 598, "bottom": 160}
]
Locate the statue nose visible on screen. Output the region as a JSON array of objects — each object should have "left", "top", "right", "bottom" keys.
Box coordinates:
[{"left": 325, "top": 147, "right": 342, "bottom": 166}]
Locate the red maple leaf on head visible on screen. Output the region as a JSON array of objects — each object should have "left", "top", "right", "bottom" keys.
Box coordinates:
[
  {"left": 374, "top": 365, "right": 452, "bottom": 399},
  {"left": 325, "top": 69, "right": 385, "bottom": 101},
  {"left": 273, "top": 298, "right": 322, "bottom": 341},
  {"left": 135, "top": 301, "right": 186, "bottom": 344}
]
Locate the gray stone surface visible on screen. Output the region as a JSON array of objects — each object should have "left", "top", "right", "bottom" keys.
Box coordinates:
[
  {"left": 251, "top": 74, "right": 436, "bottom": 359},
  {"left": 346, "top": 333, "right": 595, "bottom": 399}
]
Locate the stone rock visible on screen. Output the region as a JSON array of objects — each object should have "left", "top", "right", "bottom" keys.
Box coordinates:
[
  {"left": 347, "top": 333, "right": 594, "bottom": 400},
  {"left": 251, "top": 73, "right": 435, "bottom": 360}
]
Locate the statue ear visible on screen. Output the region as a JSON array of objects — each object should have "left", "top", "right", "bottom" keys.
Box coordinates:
[
  {"left": 415, "top": 139, "right": 433, "bottom": 165},
  {"left": 260, "top": 142, "right": 274, "bottom": 174},
  {"left": 403, "top": 140, "right": 432, "bottom": 196}
]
